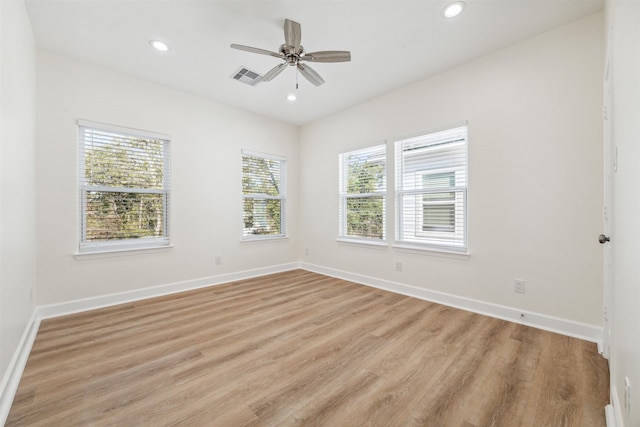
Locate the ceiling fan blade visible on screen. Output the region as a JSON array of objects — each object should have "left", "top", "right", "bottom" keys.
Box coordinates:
[
  {"left": 297, "top": 63, "right": 325, "bottom": 86},
  {"left": 301, "top": 51, "right": 351, "bottom": 63},
  {"left": 262, "top": 62, "right": 288, "bottom": 82},
  {"left": 230, "top": 44, "right": 283, "bottom": 59},
  {"left": 284, "top": 19, "right": 302, "bottom": 52}
]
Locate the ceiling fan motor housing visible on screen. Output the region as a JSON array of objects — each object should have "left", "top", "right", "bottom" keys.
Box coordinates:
[{"left": 280, "top": 44, "right": 303, "bottom": 65}]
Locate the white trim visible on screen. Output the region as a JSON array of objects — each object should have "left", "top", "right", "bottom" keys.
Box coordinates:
[
  {"left": 299, "top": 262, "right": 603, "bottom": 344},
  {"left": 80, "top": 185, "right": 166, "bottom": 195},
  {"left": 608, "top": 387, "right": 624, "bottom": 427},
  {"left": 392, "top": 243, "right": 470, "bottom": 258},
  {"left": 37, "top": 262, "right": 299, "bottom": 319},
  {"left": 240, "top": 235, "right": 288, "bottom": 243},
  {"left": 0, "top": 310, "right": 40, "bottom": 426},
  {"left": 392, "top": 120, "right": 469, "bottom": 144},
  {"left": 336, "top": 237, "right": 388, "bottom": 248},
  {"left": 605, "top": 404, "right": 618, "bottom": 427},
  {"left": 241, "top": 148, "right": 286, "bottom": 162},
  {"left": 74, "top": 244, "right": 174, "bottom": 260},
  {"left": 77, "top": 119, "right": 170, "bottom": 141},
  {"left": 337, "top": 140, "right": 388, "bottom": 157}
]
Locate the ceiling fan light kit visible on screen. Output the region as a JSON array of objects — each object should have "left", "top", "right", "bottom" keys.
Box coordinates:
[{"left": 231, "top": 19, "right": 351, "bottom": 87}]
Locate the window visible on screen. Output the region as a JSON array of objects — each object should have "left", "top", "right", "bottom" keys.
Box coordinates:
[
  {"left": 395, "top": 124, "right": 467, "bottom": 252},
  {"left": 242, "top": 150, "right": 286, "bottom": 239},
  {"left": 78, "top": 120, "right": 171, "bottom": 253},
  {"left": 338, "top": 144, "right": 386, "bottom": 241}
]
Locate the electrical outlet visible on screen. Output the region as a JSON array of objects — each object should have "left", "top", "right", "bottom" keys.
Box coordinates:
[
  {"left": 514, "top": 279, "right": 525, "bottom": 294},
  {"left": 305, "top": 248, "right": 309, "bottom": 256},
  {"left": 395, "top": 262, "right": 402, "bottom": 272},
  {"left": 215, "top": 255, "right": 222, "bottom": 265}
]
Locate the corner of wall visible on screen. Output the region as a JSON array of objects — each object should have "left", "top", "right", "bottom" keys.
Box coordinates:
[{"left": 0, "top": 310, "right": 39, "bottom": 425}]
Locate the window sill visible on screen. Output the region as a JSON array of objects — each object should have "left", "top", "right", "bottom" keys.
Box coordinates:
[
  {"left": 241, "top": 236, "right": 289, "bottom": 244},
  {"left": 74, "top": 245, "right": 174, "bottom": 260},
  {"left": 392, "top": 243, "right": 470, "bottom": 259},
  {"left": 337, "top": 237, "right": 389, "bottom": 249}
]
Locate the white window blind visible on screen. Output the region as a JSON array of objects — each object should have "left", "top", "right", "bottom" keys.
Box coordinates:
[
  {"left": 78, "top": 120, "right": 171, "bottom": 253},
  {"left": 242, "top": 150, "right": 287, "bottom": 239},
  {"left": 395, "top": 125, "right": 468, "bottom": 252},
  {"left": 338, "top": 144, "right": 386, "bottom": 241}
]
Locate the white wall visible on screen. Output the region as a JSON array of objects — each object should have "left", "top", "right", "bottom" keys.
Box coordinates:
[
  {"left": 300, "top": 13, "right": 604, "bottom": 327},
  {"left": 0, "top": 5, "right": 616, "bottom": 422},
  {"left": 36, "top": 51, "right": 299, "bottom": 305},
  {"left": 606, "top": 1, "right": 640, "bottom": 425},
  {"left": 0, "top": 0, "right": 37, "bottom": 409}
]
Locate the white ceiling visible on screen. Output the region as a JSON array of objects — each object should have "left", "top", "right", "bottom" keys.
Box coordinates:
[{"left": 25, "top": 0, "right": 603, "bottom": 126}]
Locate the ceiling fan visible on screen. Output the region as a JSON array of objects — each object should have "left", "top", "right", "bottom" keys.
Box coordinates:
[{"left": 230, "top": 19, "right": 351, "bottom": 87}]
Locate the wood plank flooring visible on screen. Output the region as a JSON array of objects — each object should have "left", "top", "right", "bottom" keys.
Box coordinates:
[{"left": 7, "top": 270, "right": 609, "bottom": 426}]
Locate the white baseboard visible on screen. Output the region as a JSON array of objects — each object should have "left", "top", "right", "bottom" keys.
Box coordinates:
[
  {"left": 37, "top": 262, "right": 300, "bottom": 319},
  {"left": 300, "top": 262, "right": 603, "bottom": 344},
  {"left": 608, "top": 387, "right": 624, "bottom": 427},
  {"left": 605, "top": 404, "right": 617, "bottom": 427},
  {"left": 0, "top": 309, "right": 40, "bottom": 426}
]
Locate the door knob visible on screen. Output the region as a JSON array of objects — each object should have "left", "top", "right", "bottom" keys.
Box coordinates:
[{"left": 599, "top": 234, "right": 610, "bottom": 244}]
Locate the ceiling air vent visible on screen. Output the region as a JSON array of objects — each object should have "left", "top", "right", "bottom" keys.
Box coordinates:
[{"left": 231, "top": 67, "right": 262, "bottom": 86}]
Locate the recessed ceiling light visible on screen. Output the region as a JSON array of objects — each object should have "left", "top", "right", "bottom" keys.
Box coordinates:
[
  {"left": 149, "top": 40, "right": 170, "bottom": 52},
  {"left": 286, "top": 94, "right": 297, "bottom": 101},
  {"left": 442, "top": 1, "right": 466, "bottom": 18}
]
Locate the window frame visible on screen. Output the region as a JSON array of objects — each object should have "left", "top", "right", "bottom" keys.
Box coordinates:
[
  {"left": 338, "top": 143, "right": 387, "bottom": 244},
  {"left": 241, "top": 149, "right": 287, "bottom": 241},
  {"left": 77, "top": 120, "right": 171, "bottom": 254},
  {"left": 395, "top": 124, "right": 468, "bottom": 253}
]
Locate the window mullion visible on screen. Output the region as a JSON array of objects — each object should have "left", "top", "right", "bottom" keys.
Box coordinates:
[
  {"left": 83, "top": 185, "right": 165, "bottom": 194},
  {"left": 242, "top": 194, "right": 283, "bottom": 200},
  {"left": 343, "top": 192, "right": 385, "bottom": 199}
]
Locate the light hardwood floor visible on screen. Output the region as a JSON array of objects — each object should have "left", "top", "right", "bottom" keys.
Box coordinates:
[{"left": 7, "top": 270, "right": 609, "bottom": 426}]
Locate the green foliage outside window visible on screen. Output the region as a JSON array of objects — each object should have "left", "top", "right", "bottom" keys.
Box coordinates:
[
  {"left": 83, "top": 136, "right": 166, "bottom": 241},
  {"left": 242, "top": 155, "right": 284, "bottom": 236},
  {"left": 345, "top": 160, "right": 384, "bottom": 239}
]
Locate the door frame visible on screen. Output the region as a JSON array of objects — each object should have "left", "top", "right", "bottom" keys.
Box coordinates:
[{"left": 601, "top": 27, "right": 614, "bottom": 360}]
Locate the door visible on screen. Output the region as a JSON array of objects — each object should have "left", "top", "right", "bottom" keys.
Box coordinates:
[{"left": 601, "top": 28, "right": 614, "bottom": 359}]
